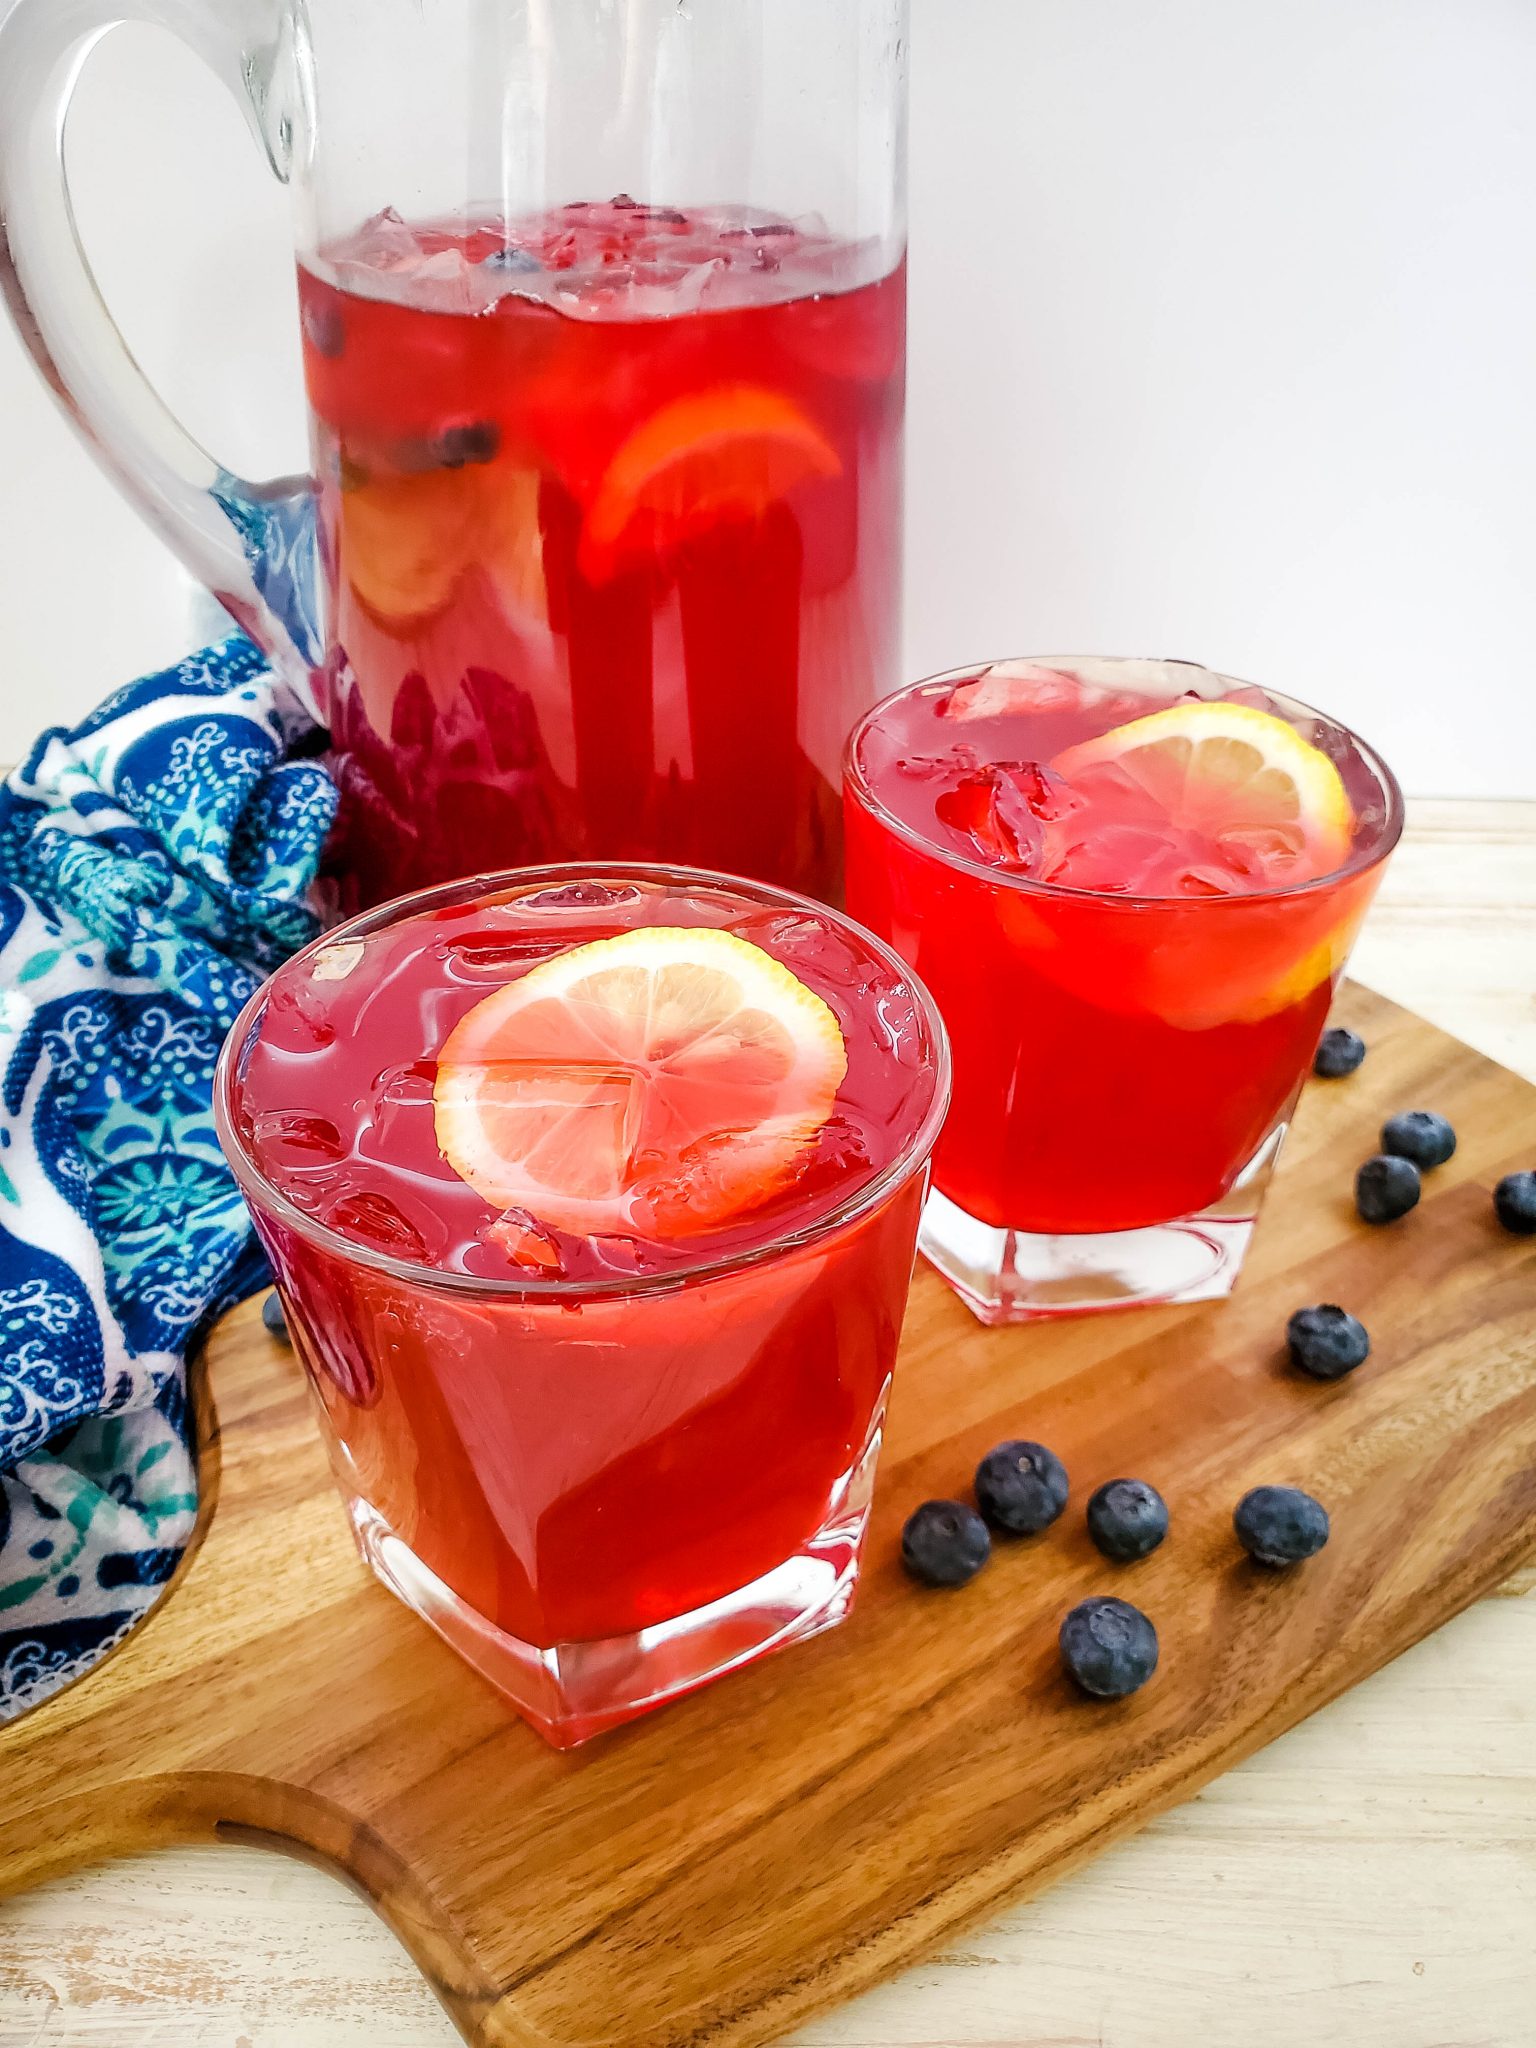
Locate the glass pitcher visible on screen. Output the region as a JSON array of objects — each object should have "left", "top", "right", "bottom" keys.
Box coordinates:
[{"left": 0, "top": 0, "right": 907, "bottom": 910}]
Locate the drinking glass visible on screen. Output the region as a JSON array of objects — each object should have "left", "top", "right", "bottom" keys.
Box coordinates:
[
  {"left": 0, "top": 0, "right": 908, "bottom": 909},
  {"left": 215, "top": 864, "right": 948, "bottom": 1745},
  {"left": 844, "top": 657, "right": 1404, "bottom": 1322}
]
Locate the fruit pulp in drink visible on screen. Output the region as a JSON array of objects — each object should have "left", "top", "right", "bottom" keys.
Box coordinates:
[
  {"left": 845, "top": 660, "right": 1399, "bottom": 1236},
  {"left": 221, "top": 873, "right": 942, "bottom": 1660},
  {"left": 298, "top": 202, "right": 905, "bottom": 910}
]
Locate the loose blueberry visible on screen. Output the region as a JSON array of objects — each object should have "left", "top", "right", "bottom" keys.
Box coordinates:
[
  {"left": 901, "top": 1500, "right": 991, "bottom": 1588},
  {"left": 1059, "top": 1597, "right": 1160, "bottom": 1699},
  {"left": 1356, "top": 1153, "right": 1421, "bottom": 1224},
  {"left": 1234, "top": 1485, "right": 1330, "bottom": 1567},
  {"left": 1380, "top": 1110, "right": 1457, "bottom": 1170},
  {"left": 1286, "top": 1304, "right": 1370, "bottom": 1381},
  {"left": 1313, "top": 1027, "right": 1366, "bottom": 1078},
  {"left": 261, "top": 1290, "right": 290, "bottom": 1343},
  {"left": 1086, "top": 1479, "right": 1170, "bottom": 1562},
  {"left": 975, "top": 1440, "right": 1069, "bottom": 1536},
  {"left": 1494, "top": 1171, "right": 1536, "bottom": 1235}
]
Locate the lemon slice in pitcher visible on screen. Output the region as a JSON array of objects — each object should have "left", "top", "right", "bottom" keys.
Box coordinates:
[
  {"left": 578, "top": 386, "right": 841, "bottom": 579},
  {"left": 433, "top": 927, "right": 847, "bottom": 1239}
]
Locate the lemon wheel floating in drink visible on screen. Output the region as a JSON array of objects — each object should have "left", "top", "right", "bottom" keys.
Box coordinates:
[
  {"left": 844, "top": 656, "right": 1403, "bottom": 1322},
  {"left": 216, "top": 866, "right": 949, "bottom": 1745}
]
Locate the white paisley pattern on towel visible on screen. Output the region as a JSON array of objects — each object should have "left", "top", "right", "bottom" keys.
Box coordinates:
[{"left": 0, "top": 635, "right": 334, "bottom": 1719}]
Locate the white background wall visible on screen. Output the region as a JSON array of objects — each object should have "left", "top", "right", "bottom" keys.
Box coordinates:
[{"left": 2, "top": 0, "right": 1534, "bottom": 794}]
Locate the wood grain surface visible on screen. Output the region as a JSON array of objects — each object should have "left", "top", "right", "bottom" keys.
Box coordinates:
[{"left": 2, "top": 798, "right": 1536, "bottom": 2048}]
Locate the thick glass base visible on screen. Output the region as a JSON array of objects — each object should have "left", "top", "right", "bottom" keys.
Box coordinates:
[
  {"left": 921, "top": 1126, "right": 1287, "bottom": 1324},
  {"left": 346, "top": 1474, "right": 874, "bottom": 1748}
]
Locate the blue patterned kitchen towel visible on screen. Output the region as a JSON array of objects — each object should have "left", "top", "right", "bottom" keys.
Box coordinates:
[{"left": 0, "top": 634, "right": 335, "bottom": 1720}]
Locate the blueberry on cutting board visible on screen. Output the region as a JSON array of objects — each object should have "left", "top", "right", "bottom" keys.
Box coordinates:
[
  {"left": 1313, "top": 1028, "right": 1366, "bottom": 1078},
  {"left": 901, "top": 1501, "right": 991, "bottom": 1588},
  {"left": 1059, "top": 1597, "right": 1159, "bottom": 1699},
  {"left": 1356, "top": 1154, "right": 1421, "bottom": 1224},
  {"left": 1286, "top": 1304, "right": 1370, "bottom": 1381},
  {"left": 1494, "top": 1171, "right": 1536, "bottom": 1235},
  {"left": 1380, "top": 1110, "right": 1457, "bottom": 1170},
  {"left": 1234, "top": 1486, "right": 1330, "bottom": 1567},
  {"left": 1085, "top": 1479, "right": 1169, "bottom": 1562},
  {"left": 975, "top": 1441, "right": 1069, "bottom": 1536}
]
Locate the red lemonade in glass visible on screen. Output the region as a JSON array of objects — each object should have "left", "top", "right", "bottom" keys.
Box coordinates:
[
  {"left": 298, "top": 203, "right": 905, "bottom": 910},
  {"left": 845, "top": 658, "right": 1403, "bottom": 1322},
  {"left": 216, "top": 868, "right": 946, "bottom": 1745}
]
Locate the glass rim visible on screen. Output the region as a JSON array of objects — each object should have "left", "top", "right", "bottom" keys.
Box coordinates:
[
  {"left": 214, "top": 860, "right": 952, "bottom": 1305},
  {"left": 842, "top": 656, "right": 1407, "bottom": 910}
]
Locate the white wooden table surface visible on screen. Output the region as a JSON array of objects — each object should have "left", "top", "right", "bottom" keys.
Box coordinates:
[{"left": 2, "top": 797, "right": 1534, "bottom": 2048}]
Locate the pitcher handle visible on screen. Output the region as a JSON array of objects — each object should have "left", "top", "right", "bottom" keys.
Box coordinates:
[{"left": 0, "top": 0, "right": 323, "bottom": 701}]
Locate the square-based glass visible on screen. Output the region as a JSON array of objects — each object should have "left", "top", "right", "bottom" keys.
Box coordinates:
[
  {"left": 215, "top": 865, "right": 948, "bottom": 1746},
  {"left": 844, "top": 657, "right": 1403, "bottom": 1323}
]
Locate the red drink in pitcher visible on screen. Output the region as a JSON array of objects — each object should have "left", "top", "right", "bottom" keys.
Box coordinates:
[
  {"left": 845, "top": 658, "right": 1402, "bottom": 1321},
  {"left": 298, "top": 204, "right": 904, "bottom": 909},
  {"left": 216, "top": 867, "right": 947, "bottom": 1744}
]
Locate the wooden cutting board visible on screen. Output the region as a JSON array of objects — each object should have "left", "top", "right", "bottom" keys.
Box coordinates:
[{"left": 2, "top": 985, "right": 1534, "bottom": 2048}]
